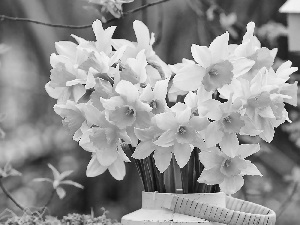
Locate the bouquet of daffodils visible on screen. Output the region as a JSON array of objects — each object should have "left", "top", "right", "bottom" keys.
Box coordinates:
[{"left": 46, "top": 20, "right": 298, "bottom": 195}]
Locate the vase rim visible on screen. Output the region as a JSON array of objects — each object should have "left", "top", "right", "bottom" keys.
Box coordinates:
[{"left": 142, "top": 191, "right": 226, "bottom": 195}]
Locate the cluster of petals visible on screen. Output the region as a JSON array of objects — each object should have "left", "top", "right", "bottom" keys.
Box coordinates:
[{"left": 46, "top": 19, "right": 298, "bottom": 194}]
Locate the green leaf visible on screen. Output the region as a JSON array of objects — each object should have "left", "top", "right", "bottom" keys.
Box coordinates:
[
  {"left": 33, "top": 178, "right": 53, "bottom": 183},
  {"left": 48, "top": 164, "right": 61, "bottom": 181},
  {"left": 60, "top": 180, "right": 84, "bottom": 189},
  {"left": 56, "top": 187, "right": 66, "bottom": 199}
]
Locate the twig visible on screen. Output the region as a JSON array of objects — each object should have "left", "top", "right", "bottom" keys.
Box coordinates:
[
  {"left": 276, "top": 182, "right": 299, "bottom": 219},
  {"left": 0, "top": 0, "right": 170, "bottom": 29},
  {"left": 153, "top": 5, "right": 164, "bottom": 49},
  {"left": 141, "top": 0, "right": 148, "bottom": 24},
  {"left": 0, "top": 179, "right": 25, "bottom": 211}
]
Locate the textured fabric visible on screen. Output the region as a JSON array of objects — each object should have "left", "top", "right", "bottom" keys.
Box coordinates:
[{"left": 168, "top": 195, "right": 276, "bottom": 225}]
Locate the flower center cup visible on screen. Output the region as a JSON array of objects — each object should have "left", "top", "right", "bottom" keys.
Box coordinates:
[
  {"left": 178, "top": 126, "right": 187, "bottom": 135},
  {"left": 247, "top": 91, "right": 271, "bottom": 108},
  {"left": 202, "top": 61, "right": 234, "bottom": 91},
  {"left": 223, "top": 116, "right": 231, "bottom": 124},
  {"left": 224, "top": 159, "right": 231, "bottom": 168},
  {"left": 125, "top": 106, "right": 135, "bottom": 116},
  {"left": 208, "top": 68, "right": 219, "bottom": 77},
  {"left": 220, "top": 157, "right": 243, "bottom": 177},
  {"left": 221, "top": 113, "right": 244, "bottom": 133},
  {"left": 149, "top": 100, "right": 158, "bottom": 110}
]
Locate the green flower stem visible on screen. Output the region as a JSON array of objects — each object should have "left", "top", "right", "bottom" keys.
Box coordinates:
[
  {"left": 171, "top": 157, "right": 176, "bottom": 193},
  {"left": 144, "top": 157, "right": 155, "bottom": 192},
  {"left": 164, "top": 157, "right": 176, "bottom": 193},
  {"left": 41, "top": 188, "right": 56, "bottom": 212},
  {"left": 150, "top": 155, "right": 165, "bottom": 193},
  {"left": 0, "top": 178, "right": 25, "bottom": 211},
  {"left": 127, "top": 145, "right": 147, "bottom": 191},
  {"left": 141, "top": 156, "right": 151, "bottom": 192},
  {"left": 180, "top": 165, "right": 188, "bottom": 194},
  {"left": 193, "top": 148, "right": 206, "bottom": 193},
  {"left": 0, "top": 0, "right": 171, "bottom": 29},
  {"left": 137, "top": 159, "right": 148, "bottom": 192},
  {"left": 188, "top": 152, "right": 194, "bottom": 193}
]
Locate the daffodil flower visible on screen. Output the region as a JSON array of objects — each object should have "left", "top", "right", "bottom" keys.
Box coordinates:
[
  {"left": 153, "top": 107, "right": 209, "bottom": 168},
  {"left": 86, "top": 151, "right": 129, "bottom": 180},
  {"left": 112, "top": 20, "right": 172, "bottom": 81},
  {"left": 234, "top": 22, "right": 277, "bottom": 80},
  {"left": 139, "top": 79, "right": 169, "bottom": 115},
  {"left": 101, "top": 80, "right": 152, "bottom": 130},
  {"left": 219, "top": 63, "right": 297, "bottom": 142},
  {"left": 54, "top": 100, "right": 86, "bottom": 139},
  {"left": 81, "top": 124, "right": 130, "bottom": 180},
  {"left": 132, "top": 125, "right": 174, "bottom": 173},
  {"left": 173, "top": 32, "right": 234, "bottom": 92},
  {"left": 120, "top": 50, "right": 148, "bottom": 85},
  {"left": 204, "top": 97, "right": 244, "bottom": 148},
  {"left": 198, "top": 142, "right": 262, "bottom": 195},
  {"left": 184, "top": 85, "right": 222, "bottom": 120},
  {"left": 46, "top": 63, "right": 87, "bottom": 103}
]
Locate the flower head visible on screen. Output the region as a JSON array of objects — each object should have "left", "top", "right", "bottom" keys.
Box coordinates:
[
  {"left": 198, "top": 142, "right": 262, "bottom": 195},
  {"left": 173, "top": 32, "right": 235, "bottom": 92},
  {"left": 101, "top": 80, "right": 152, "bottom": 129},
  {"left": 153, "top": 106, "right": 209, "bottom": 168}
]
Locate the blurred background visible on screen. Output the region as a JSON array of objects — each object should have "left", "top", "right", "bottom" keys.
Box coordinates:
[{"left": 0, "top": 0, "right": 299, "bottom": 224}]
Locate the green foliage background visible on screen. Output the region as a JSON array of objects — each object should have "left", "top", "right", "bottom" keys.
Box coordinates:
[{"left": 0, "top": 0, "right": 299, "bottom": 224}]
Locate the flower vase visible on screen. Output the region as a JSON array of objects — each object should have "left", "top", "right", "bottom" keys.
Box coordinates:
[
  {"left": 121, "top": 192, "right": 277, "bottom": 225},
  {"left": 121, "top": 191, "right": 227, "bottom": 225}
]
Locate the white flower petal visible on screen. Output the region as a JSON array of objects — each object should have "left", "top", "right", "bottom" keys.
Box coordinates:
[
  {"left": 209, "top": 32, "right": 229, "bottom": 63},
  {"left": 86, "top": 155, "right": 107, "bottom": 177},
  {"left": 115, "top": 80, "right": 139, "bottom": 103},
  {"left": 154, "top": 112, "right": 177, "bottom": 130},
  {"left": 197, "top": 168, "right": 224, "bottom": 184},
  {"left": 154, "top": 130, "right": 175, "bottom": 147},
  {"left": 219, "top": 175, "right": 244, "bottom": 195},
  {"left": 204, "top": 122, "right": 223, "bottom": 148},
  {"left": 132, "top": 141, "right": 155, "bottom": 159},
  {"left": 199, "top": 147, "right": 224, "bottom": 169},
  {"left": 133, "top": 20, "right": 150, "bottom": 48},
  {"left": 191, "top": 44, "right": 212, "bottom": 68},
  {"left": 56, "top": 187, "right": 66, "bottom": 199},
  {"left": 96, "top": 149, "right": 118, "bottom": 167},
  {"left": 55, "top": 41, "right": 77, "bottom": 59},
  {"left": 173, "top": 64, "right": 206, "bottom": 91},
  {"left": 153, "top": 147, "right": 173, "bottom": 173},
  {"left": 173, "top": 143, "right": 192, "bottom": 168},
  {"left": 108, "top": 157, "right": 126, "bottom": 180},
  {"left": 153, "top": 79, "right": 169, "bottom": 100},
  {"left": 219, "top": 133, "right": 239, "bottom": 158},
  {"left": 238, "top": 144, "right": 260, "bottom": 159},
  {"left": 241, "top": 160, "right": 262, "bottom": 176}
]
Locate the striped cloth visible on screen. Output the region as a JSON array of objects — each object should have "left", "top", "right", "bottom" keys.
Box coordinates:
[{"left": 166, "top": 195, "right": 276, "bottom": 225}]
